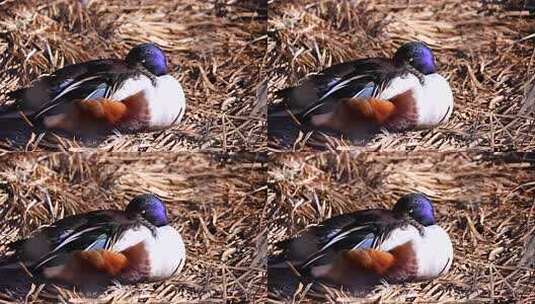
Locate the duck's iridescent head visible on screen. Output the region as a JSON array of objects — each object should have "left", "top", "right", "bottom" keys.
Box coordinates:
[
  {"left": 393, "top": 41, "right": 437, "bottom": 75},
  {"left": 126, "top": 43, "right": 168, "bottom": 76},
  {"left": 393, "top": 193, "right": 436, "bottom": 226},
  {"left": 126, "top": 194, "right": 169, "bottom": 227}
]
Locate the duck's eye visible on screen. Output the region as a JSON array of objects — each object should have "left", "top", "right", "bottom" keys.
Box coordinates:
[
  {"left": 409, "top": 209, "right": 414, "bottom": 214},
  {"left": 409, "top": 58, "right": 414, "bottom": 63}
]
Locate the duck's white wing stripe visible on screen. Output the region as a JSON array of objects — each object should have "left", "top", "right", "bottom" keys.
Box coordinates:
[
  {"left": 84, "top": 83, "right": 109, "bottom": 100},
  {"left": 318, "top": 225, "right": 370, "bottom": 252},
  {"left": 50, "top": 75, "right": 102, "bottom": 103},
  {"left": 302, "top": 252, "right": 327, "bottom": 268},
  {"left": 35, "top": 254, "right": 61, "bottom": 270},
  {"left": 350, "top": 234, "right": 375, "bottom": 250},
  {"left": 318, "top": 74, "right": 368, "bottom": 102},
  {"left": 303, "top": 227, "right": 376, "bottom": 269},
  {"left": 51, "top": 226, "right": 104, "bottom": 254},
  {"left": 33, "top": 75, "right": 103, "bottom": 119},
  {"left": 302, "top": 77, "right": 377, "bottom": 118},
  {"left": 350, "top": 82, "right": 375, "bottom": 99},
  {"left": 34, "top": 226, "right": 106, "bottom": 269}
]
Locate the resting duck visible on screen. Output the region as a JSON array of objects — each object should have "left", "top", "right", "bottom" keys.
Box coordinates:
[
  {"left": 0, "top": 194, "right": 186, "bottom": 286},
  {"left": 0, "top": 43, "right": 186, "bottom": 135},
  {"left": 269, "top": 193, "right": 453, "bottom": 295},
  {"left": 274, "top": 42, "right": 453, "bottom": 135}
]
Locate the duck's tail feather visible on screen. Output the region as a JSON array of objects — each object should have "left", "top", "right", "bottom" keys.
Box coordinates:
[
  {"left": 0, "top": 254, "right": 26, "bottom": 272},
  {"left": 273, "top": 237, "right": 295, "bottom": 251},
  {"left": 0, "top": 256, "right": 35, "bottom": 293},
  {"left": 268, "top": 254, "right": 306, "bottom": 299},
  {"left": 0, "top": 117, "right": 35, "bottom": 144},
  {"left": 268, "top": 102, "right": 303, "bottom": 148},
  {"left": 0, "top": 112, "right": 22, "bottom": 120},
  {"left": 0, "top": 101, "right": 22, "bottom": 118},
  {"left": 0, "top": 101, "right": 38, "bottom": 125}
]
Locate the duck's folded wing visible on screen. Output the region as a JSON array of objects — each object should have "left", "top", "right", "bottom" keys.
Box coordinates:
[
  {"left": 277, "top": 58, "right": 400, "bottom": 118},
  {"left": 30, "top": 71, "right": 137, "bottom": 121},
  {"left": 6, "top": 59, "right": 128, "bottom": 107},
  {"left": 8, "top": 210, "right": 132, "bottom": 271},
  {"left": 280, "top": 210, "right": 398, "bottom": 270},
  {"left": 2, "top": 60, "right": 131, "bottom": 120}
]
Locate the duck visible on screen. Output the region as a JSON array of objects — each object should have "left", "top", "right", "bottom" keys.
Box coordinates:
[
  {"left": 0, "top": 194, "right": 186, "bottom": 286},
  {"left": 272, "top": 42, "right": 453, "bottom": 136},
  {"left": 268, "top": 193, "right": 453, "bottom": 295},
  {"left": 0, "top": 43, "right": 186, "bottom": 136}
]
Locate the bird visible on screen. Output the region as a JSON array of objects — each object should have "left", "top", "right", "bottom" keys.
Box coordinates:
[
  {"left": 268, "top": 193, "right": 453, "bottom": 296},
  {"left": 0, "top": 43, "right": 186, "bottom": 136},
  {"left": 0, "top": 194, "right": 186, "bottom": 286},
  {"left": 271, "top": 42, "right": 453, "bottom": 138}
]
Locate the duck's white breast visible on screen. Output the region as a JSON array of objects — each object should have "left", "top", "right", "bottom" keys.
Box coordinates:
[
  {"left": 146, "top": 75, "right": 186, "bottom": 129},
  {"left": 415, "top": 73, "right": 453, "bottom": 128},
  {"left": 112, "top": 225, "right": 186, "bottom": 281},
  {"left": 146, "top": 225, "right": 186, "bottom": 280},
  {"left": 413, "top": 225, "right": 453, "bottom": 279},
  {"left": 379, "top": 73, "right": 421, "bottom": 101},
  {"left": 379, "top": 224, "right": 453, "bottom": 280}
]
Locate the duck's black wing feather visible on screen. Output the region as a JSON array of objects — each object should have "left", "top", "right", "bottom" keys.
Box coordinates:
[
  {"left": 7, "top": 59, "right": 128, "bottom": 104},
  {"left": 2, "top": 59, "right": 133, "bottom": 120},
  {"left": 276, "top": 210, "right": 403, "bottom": 270},
  {"left": 275, "top": 58, "right": 404, "bottom": 119},
  {"left": 5, "top": 210, "right": 135, "bottom": 271}
]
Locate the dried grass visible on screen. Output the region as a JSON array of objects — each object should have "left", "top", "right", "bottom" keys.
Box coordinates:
[
  {"left": 268, "top": 0, "right": 535, "bottom": 151},
  {"left": 268, "top": 152, "right": 535, "bottom": 303},
  {"left": 0, "top": 152, "right": 267, "bottom": 302},
  {"left": 0, "top": 0, "right": 267, "bottom": 152}
]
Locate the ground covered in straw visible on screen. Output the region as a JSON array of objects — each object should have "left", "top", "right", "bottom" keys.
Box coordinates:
[
  {"left": 0, "top": 0, "right": 266, "bottom": 152},
  {"left": 0, "top": 152, "right": 267, "bottom": 303},
  {"left": 268, "top": 0, "right": 535, "bottom": 151},
  {"left": 268, "top": 152, "right": 534, "bottom": 303}
]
